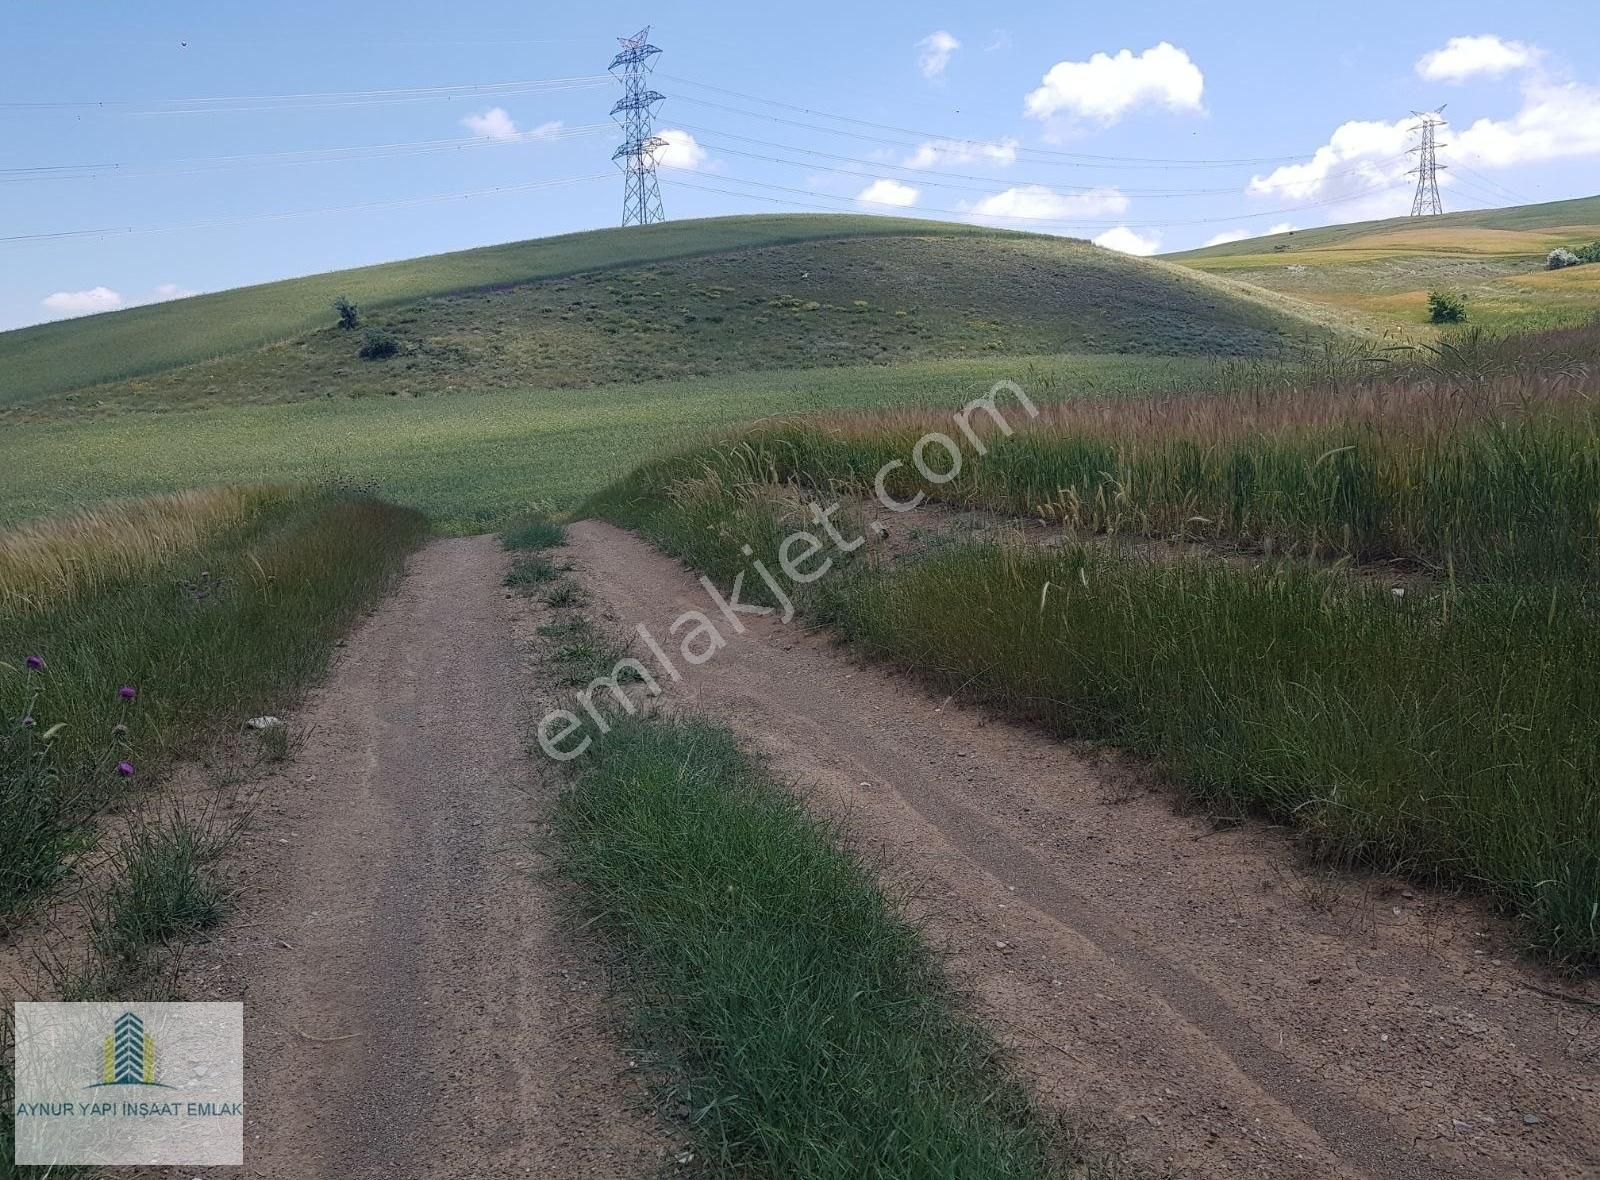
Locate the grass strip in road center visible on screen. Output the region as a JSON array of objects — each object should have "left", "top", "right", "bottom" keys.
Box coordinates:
[{"left": 553, "top": 714, "right": 1092, "bottom": 1179}]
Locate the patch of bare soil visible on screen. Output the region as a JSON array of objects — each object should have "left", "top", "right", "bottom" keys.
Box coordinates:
[
  {"left": 133, "top": 536, "right": 671, "bottom": 1178},
  {"left": 565, "top": 519, "right": 1599, "bottom": 1180}
]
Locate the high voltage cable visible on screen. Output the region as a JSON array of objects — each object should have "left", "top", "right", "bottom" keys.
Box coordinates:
[
  {"left": 661, "top": 75, "right": 1320, "bottom": 169},
  {"left": 676, "top": 123, "right": 1411, "bottom": 201},
  {"left": 659, "top": 164, "right": 1411, "bottom": 229},
  {"left": 0, "top": 124, "right": 616, "bottom": 183},
  {"left": 0, "top": 173, "right": 612, "bottom": 244},
  {"left": 0, "top": 74, "right": 614, "bottom": 114}
]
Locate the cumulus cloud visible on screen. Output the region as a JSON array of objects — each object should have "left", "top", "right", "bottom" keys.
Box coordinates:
[
  {"left": 461, "top": 107, "right": 519, "bottom": 140},
  {"left": 41, "top": 286, "right": 124, "bottom": 316},
  {"left": 151, "top": 283, "right": 198, "bottom": 302},
  {"left": 918, "top": 31, "right": 960, "bottom": 80},
  {"left": 1417, "top": 35, "right": 1539, "bottom": 83},
  {"left": 1450, "top": 80, "right": 1600, "bottom": 167},
  {"left": 1201, "top": 229, "right": 1251, "bottom": 247},
  {"left": 1267, "top": 222, "right": 1298, "bottom": 234},
  {"left": 903, "top": 137, "right": 1019, "bottom": 169},
  {"left": 649, "top": 128, "right": 711, "bottom": 171},
  {"left": 1247, "top": 115, "right": 1416, "bottom": 205},
  {"left": 858, "top": 179, "right": 920, "bottom": 208},
  {"left": 1093, "top": 226, "right": 1162, "bottom": 255},
  {"left": 968, "top": 184, "right": 1129, "bottom": 223},
  {"left": 1251, "top": 54, "right": 1600, "bottom": 219},
  {"left": 1024, "top": 42, "right": 1204, "bottom": 126}
]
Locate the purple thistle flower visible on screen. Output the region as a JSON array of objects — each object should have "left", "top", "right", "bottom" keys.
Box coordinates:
[
  {"left": 25, "top": 655, "right": 45, "bottom": 671},
  {"left": 112, "top": 723, "right": 128, "bottom": 737},
  {"left": 119, "top": 685, "right": 137, "bottom": 701},
  {"left": 21, "top": 716, "right": 35, "bottom": 728},
  {"left": 116, "top": 761, "right": 135, "bottom": 778}
]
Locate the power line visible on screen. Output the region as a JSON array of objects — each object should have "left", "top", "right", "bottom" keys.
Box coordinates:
[
  {"left": 0, "top": 74, "right": 614, "bottom": 115},
  {"left": 662, "top": 74, "right": 1323, "bottom": 169},
  {"left": 0, "top": 124, "right": 616, "bottom": 183},
  {"left": 675, "top": 122, "right": 1411, "bottom": 201},
  {"left": 0, "top": 173, "right": 612, "bottom": 244},
  {"left": 659, "top": 163, "right": 1411, "bottom": 230}
]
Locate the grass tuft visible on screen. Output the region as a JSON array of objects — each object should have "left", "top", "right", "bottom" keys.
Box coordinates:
[{"left": 92, "top": 815, "right": 228, "bottom": 961}]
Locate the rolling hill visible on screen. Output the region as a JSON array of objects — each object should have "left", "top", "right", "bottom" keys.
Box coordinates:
[
  {"left": 1, "top": 214, "right": 1339, "bottom": 413},
  {"left": 1166, "top": 194, "right": 1600, "bottom": 331}
]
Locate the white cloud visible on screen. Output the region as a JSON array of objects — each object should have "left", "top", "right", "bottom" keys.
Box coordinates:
[
  {"left": 1417, "top": 35, "right": 1538, "bottom": 83},
  {"left": 968, "top": 184, "right": 1129, "bottom": 223},
  {"left": 918, "top": 31, "right": 960, "bottom": 80},
  {"left": 151, "top": 283, "right": 197, "bottom": 302},
  {"left": 903, "top": 137, "right": 1019, "bottom": 169},
  {"left": 649, "top": 128, "right": 711, "bottom": 171},
  {"left": 1201, "top": 229, "right": 1250, "bottom": 247},
  {"left": 462, "top": 107, "right": 519, "bottom": 141},
  {"left": 1450, "top": 80, "right": 1600, "bottom": 168},
  {"left": 1024, "top": 42, "right": 1204, "bottom": 125},
  {"left": 1247, "top": 115, "right": 1415, "bottom": 203},
  {"left": 42, "top": 286, "right": 124, "bottom": 316},
  {"left": 858, "top": 179, "right": 920, "bottom": 208},
  {"left": 1093, "top": 226, "right": 1162, "bottom": 255},
  {"left": 1267, "top": 222, "right": 1298, "bottom": 235}
]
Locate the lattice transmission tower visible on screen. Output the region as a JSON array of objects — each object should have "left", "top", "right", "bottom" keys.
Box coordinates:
[
  {"left": 609, "top": 26, "right": 666, "bottom": 227},
  {"left": 1408, "top": 107, "right": 1447, "bottom": 217}
]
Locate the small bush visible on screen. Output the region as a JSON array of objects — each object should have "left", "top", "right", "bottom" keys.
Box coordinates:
[
  {"left": 334, "top": 295, "right": 361, "bottom": 330},
  {"left": 1547, "top": 248, "right": 1581, "bottom": 271},
  {"left": 358, "top": 328, "right": 401, "bottom": 360},
  {"left": 1427, "top": 291, "right": 1467, "bottom": 324},
  {"left": 1574, "top": 241, "right": 1600, "bottom": 264}
]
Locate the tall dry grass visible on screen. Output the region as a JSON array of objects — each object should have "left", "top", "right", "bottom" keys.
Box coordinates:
[{"left": 0, "top": 486, "right": 293, "bottom": 616}]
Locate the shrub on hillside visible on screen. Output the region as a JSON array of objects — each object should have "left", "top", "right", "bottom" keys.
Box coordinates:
[
  {"left": 1427, "top": 291, "right": 1467, "bottom": 324},
  {"left": 1547, "top": 248, "right": 1582, "bottom": 271},
  {"left": 334, "top": 295, "right": 361, "bottom": 331},
  {"left": 1575, "top": 241, "right": 1600, "bottom": 264},
  {"left": 358, "top": 328, "right": 401, "bottom": 360}
]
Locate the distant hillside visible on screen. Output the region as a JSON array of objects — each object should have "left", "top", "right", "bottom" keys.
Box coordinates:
[
  {"left": 1166, "top": 194, "right": 1600, "bottom": 331},
  {"left": 0, "top": 216, "right": 1338, "bottom": 414},
  {"left": 0, "top": 215, "right": 991, "bottom": 407}
]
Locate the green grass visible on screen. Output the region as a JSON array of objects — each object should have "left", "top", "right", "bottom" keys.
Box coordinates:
[
  {"left": 1167, "top": 194, "right": 1600, "bottom": 332},
  {"left": 0, "top": 354, "right": 1229, "bottom": 532},
  {"left": 591, "top": 324, "right": 1600, "bottom": 582},
  {"left": 581, "top": 329, "right": 1600, "bottom": 961},
  {"left": 554, "top": 714, "right": 1078, "bottom": 1178},
  {"left": 808, "top": 544, "right": 1600, "bottom": 962},
  {"left": 0, "top": 488, "right": 426, "bottom": 919},
  {"left": 11, "top": 232, "right": 1330, "bottom": 417},
  {"left": 504, "top": 553, "right": 559, "bottom": 592},
  {"left": 0, "top": 214, "right": 1009, "bottom": 406},
  {"left": 91, "top": 814, "right": 229, "bottom": 962},
  {"left": 500, "top": 515, "right": 566, "bottom": 552}
]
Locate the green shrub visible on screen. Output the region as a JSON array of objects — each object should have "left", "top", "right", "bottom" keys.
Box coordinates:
[
  {"left": 1574, "top": 241, "right": 1600, "bottom": 264},
  {"left": 333, "top": 295, "right": 361, "bottom": 331},
  {"left": 358, "top": 327, "right": 400, "bottom": 360},
  {"left": 1427, "top": 291, "right": 1467, "bottom": 323}
]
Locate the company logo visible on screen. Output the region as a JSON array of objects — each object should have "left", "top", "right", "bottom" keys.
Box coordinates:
[{"left": 88, "top": 1011, "right": 173, "bottom": 1089}]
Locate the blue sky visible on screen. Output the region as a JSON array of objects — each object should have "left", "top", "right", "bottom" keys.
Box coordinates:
[{"left": 3, "top": 1, "right": 1598, "bottom": 329}]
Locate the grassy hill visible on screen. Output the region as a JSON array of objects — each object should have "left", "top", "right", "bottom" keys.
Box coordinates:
[
  {"left": 2, "top": 215, "right": 1337, "bottom": 414},
  {"left": 1166, "top": 194, "right": 1600, "bottom": 331},
  {"left": 0, "top": 215, "right": 991, "bottom": 406}
]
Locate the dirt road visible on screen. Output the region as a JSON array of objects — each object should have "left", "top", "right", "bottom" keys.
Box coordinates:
[
  {"left": 565, "top": 519, "right": 1600, "bottom": 1180},
  {"left": 170, "top": 536, "right": 668, "bottom": 1178}
]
